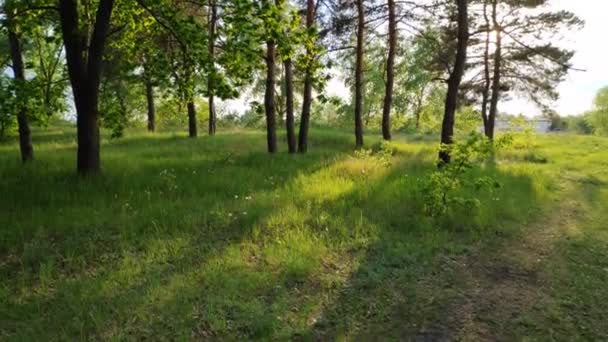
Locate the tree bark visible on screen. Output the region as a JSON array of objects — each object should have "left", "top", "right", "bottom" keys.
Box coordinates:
[
  {"left": 297, "top": 0, "right": 315, "bottom": 153},
  {"left": 208, "top": 0, "right": 217, "bottom": 135},
  {"left": 187, "top": 101, "right": 197, "bottom": 137},
  {"left": 415, "top": 86, "right": 425, "bottom": 130},
  {"left": 7, "top": 19, "right": 33, "bottom": 162},
  {"left": 381, "top": 0, "right": 396, "bottom": 141},
  {"left": 354, "top": 0, "right": 365, "bottom": 148},
  {"left": 60, "top": 0, "right": 114, "bottom": 175},
  {"left": 265, "top": 39, "right": 277, "bottom": 153},
  {"left": 487, "top": 0, "right": 501, "bottom": 141},
  {"left": 284, "top": 59, "right": 296, "bottom": 153},
  {"left": 145, "top": 80, "right": 156, "bottom": 132},
  {"left": 480, "top": 0, "right": 491, "bottom": 137},
  {"left": 439, "top": 0, "right": 468, "bottom": 165}
]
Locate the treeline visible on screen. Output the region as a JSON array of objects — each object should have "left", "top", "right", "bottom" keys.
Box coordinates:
[
  {"left": 0, "top": 0, "right": 582, "bottom": 174},
  {"left": 547, "top": 86, "right": 608, "bottom": 135}
]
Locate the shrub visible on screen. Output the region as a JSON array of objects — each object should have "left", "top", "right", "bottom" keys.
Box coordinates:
[{"left": 419, "top": 132, "right": 509, "bottom": 218}]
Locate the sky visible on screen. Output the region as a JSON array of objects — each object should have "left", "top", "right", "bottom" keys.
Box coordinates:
[
  {"left": 504, "top": 0, "right": 608, "bottom": 116},
  {"left": 218, "top": 0, "right": 608, "bottom": 117}
]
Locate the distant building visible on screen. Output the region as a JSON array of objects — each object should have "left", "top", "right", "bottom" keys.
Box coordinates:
[{"left": 479, "top": 118, "right": 552, "bottom": 134}]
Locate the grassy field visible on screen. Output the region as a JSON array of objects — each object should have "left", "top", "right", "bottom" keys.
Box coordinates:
[{"left": 1, "top": 124, "right": 607, "bottom": 340}]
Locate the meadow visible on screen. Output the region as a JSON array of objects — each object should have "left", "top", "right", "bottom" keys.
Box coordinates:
[{"left": 1, "top": 124, "right": 607, "bottom": 340}]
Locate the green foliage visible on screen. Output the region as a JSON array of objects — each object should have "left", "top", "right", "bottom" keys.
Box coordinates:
[
  {"left": 155, "top": 95, "right": 210, "bottom": 131},
  {"left": 587, "top": 86, "right": 608, "bottom": 136},
  {"left": 353, "top": 141, "right": 395, "bottom": 168},
  {"left": 99, "top": 78, "right": 145, "bottom": 138},
  {"left": 0, "top": 1, "right": 67, "bottom": 129},
  {"left": 420, "top": 133, "right": 510, "bottom": 218},
  {"left": 0, "top": 75, "right": 18, "bottom": 137},
  {"left": 563, "top": 114, "right": 593, "bottom": 135},
  {"left": 417, "top": 85, "right": 446, "bottom": 133},
  {"left": 26, "top": 26, "right": 68, "bottom": 120}
]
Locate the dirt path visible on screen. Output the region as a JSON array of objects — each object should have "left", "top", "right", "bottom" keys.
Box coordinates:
[{"left": 419, "top": 183, "right": 586, "bottom": 341}]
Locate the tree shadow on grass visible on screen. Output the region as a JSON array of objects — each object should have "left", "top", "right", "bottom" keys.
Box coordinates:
[
  {"left": 1, "top": 132, "right": 544, "bottom": 340},
  {"left": 0, "top": 131, "right": 357, "bottom": 339},
  {"left": 295, "top": 158, "right": 544, "bottom": 340}
]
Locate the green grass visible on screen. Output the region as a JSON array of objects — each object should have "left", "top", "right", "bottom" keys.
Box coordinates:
[{"left": 1, "top": 125, "right": 607, "bottom": 340}]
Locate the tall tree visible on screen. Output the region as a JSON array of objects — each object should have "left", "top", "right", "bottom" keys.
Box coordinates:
[
  {"left": 59, "top": 0, "right": 114, "bottom": 174},
  {"left": 354, "top": 0, "right": 364, "bottom": 148},
  {"left": 284, "top": 58, "right": 296, "bottom": 153},
  {"left": 439, "top": 0, "right": 468, "bottom": 165},
  {"left": 381, "top": 0, "right": 396, "bottom": 141},
  {"left": 479, "top": 0, "right": 491, "bottom": 137},
  {"left": 5, "top": 3, "right": 33, "bottom": 162},
  {"left": 487, "top": 0, "right": 500, "bottom": 140},
  {"left": 143, "top": 65, "right": 156, "bottom": 132},
  {"left": 297, "top": 0, "right": 315, "bottom": 153},
  {"left": 263, "top": 0, "right": 277, "bottom": 153},
  {"left": 465, "top": 0, "right": 582, "bottom": 139},
  {"left": 207, "top": 0, "right": 218, "bottom": 135}
]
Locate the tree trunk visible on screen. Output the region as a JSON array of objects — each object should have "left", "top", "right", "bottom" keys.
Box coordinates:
[
  {"left": 354, "top": 0, "right": 365, "bottom": 148},
  {"left": 415, "top": 87, "right": 424, "bottom": 130},
  {"left": 297, "top": 0, "right": 315, "bottom": 153},
  {"left": 145, "top": 80, "right": 155, "bottom": 132},
  {"left": 60, "top": 0, "right": 114, "bottom": 175},
  {"left": 487, "top": 0, "right": 501, "bottom": 141},
  {"left": 284, "top": 59, "right": 296, "bottom": 153},
  {"left": 76, "top": 99, "right": 101, "bottom": 172},
  {"left": 7, "top": 22, "right": 33, "bottom": 162},
  {"left": 439, "top": 0, "right": 468, "bottom": 165},
  {"left": 480, "top": 0, "right": 491, "bottom": 137},
  {"left": 381, "top": 0, "right": 396, "bottom": 141},
  {"left": 187, "top": 101, "right": 197, "bottom": 138},
  {"left": 265, "top": 39, "right": 277, "bottom": 153},
  {"left": 208, "top": 0, "right": 217, "bottom": 135}
]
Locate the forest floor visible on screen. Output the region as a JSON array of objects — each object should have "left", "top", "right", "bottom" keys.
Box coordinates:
[{"left": 1, "top": 124, "right": 607, "bottom": 340}]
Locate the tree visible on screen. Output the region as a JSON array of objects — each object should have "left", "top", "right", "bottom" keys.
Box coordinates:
[
  {"left": 353, "top": 0, "right": 364, "bottom": 148},
  {"left": 207, "top": 0, "right": 218, "bottom": 135},
  {"left": 59, "top": 0, "right": 114, "bottom": 174},
  {"left": 468, "top": 0, "right": 582, "bottom": 140},
  {"left": 479, "top": 0, "right": 491, "bottom": 137},
  {"left": 264, "top": 16, "right": 277, "bottom": 153},
  {"left": 297, "top": 0, "right": 316, "bottom": 153},
  {"left": 144, "top": 65, "right": 156, "bottom": 132},
  {"left": 381, "top": 0, "right": 396, "bottom": 140},
  {"left": 588, "top": 87, "right": 608, "bottom": 136},
  {"left": 260, "top": 0, "right": 281, "bottom": 153},
  {"left": 3, "top": 0, "right": 34, "bottom": 162},
  {"left": 275, "top": 1, "right": 302, "bottom": 154},
  {"left": 487, "top": 0, "right": 500, "bottom": 140},
  {"left": 439, "top": 0, "right": 468, "bottom": 165}
]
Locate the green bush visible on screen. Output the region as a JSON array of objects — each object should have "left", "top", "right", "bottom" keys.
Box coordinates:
[{"left": 419, "top": 132, "right": 509, "bottom": 218}]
